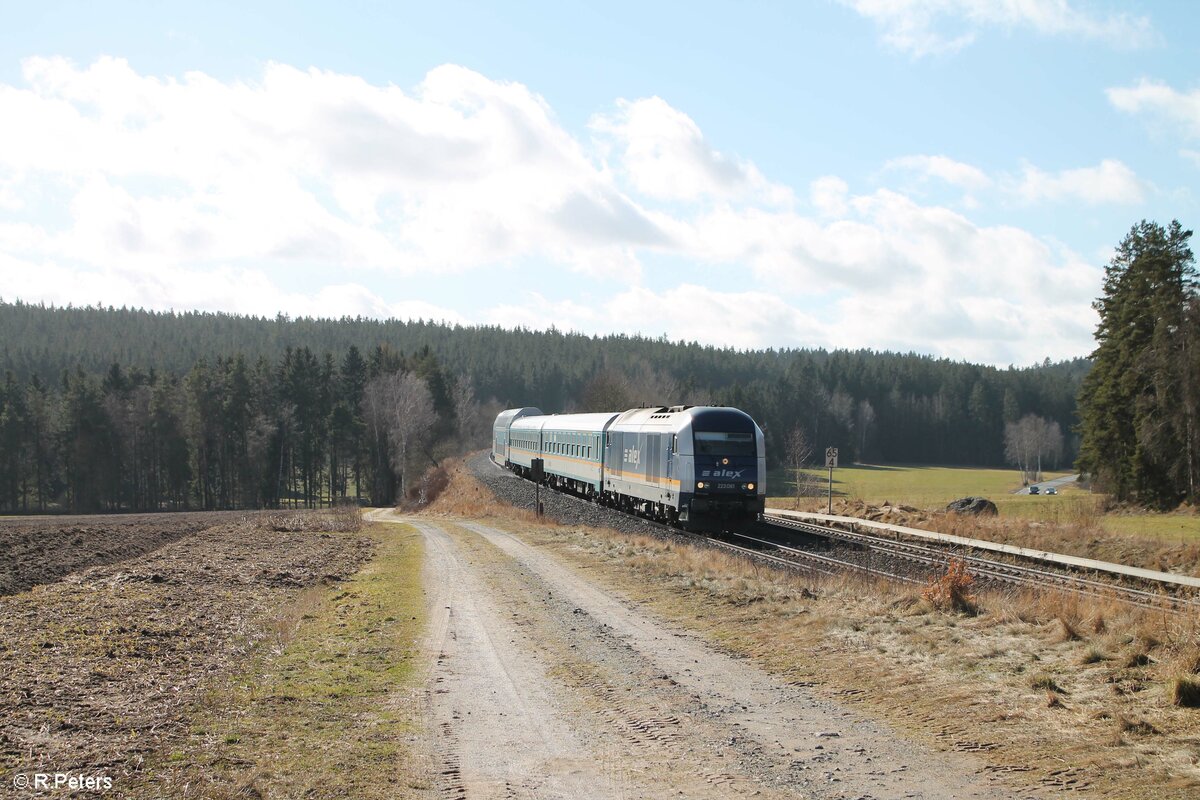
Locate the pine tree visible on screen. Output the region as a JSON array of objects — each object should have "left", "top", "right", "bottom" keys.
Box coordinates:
[{"left": 1078, "top": 220, "right": 1197, "bottom": 507}]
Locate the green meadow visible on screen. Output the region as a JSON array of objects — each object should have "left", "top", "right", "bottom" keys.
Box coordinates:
[{"left": 768, "top": 463, "right": 1200, "bottom": 541}]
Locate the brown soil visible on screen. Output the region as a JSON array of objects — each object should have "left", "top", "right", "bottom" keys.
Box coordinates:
[
  {"left": 0, "top": 511, "right": 257, "bottom": 595},
  {"left": 0, "top": 512, "right": 373, "bottom": 786}
]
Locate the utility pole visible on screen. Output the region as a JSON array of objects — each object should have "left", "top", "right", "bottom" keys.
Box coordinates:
[
  {"left": 532, "top": 457, "right": 544, "bottom": 518},
  {"left": 825, "top": 447, "right": 838, "bottom": 514}
]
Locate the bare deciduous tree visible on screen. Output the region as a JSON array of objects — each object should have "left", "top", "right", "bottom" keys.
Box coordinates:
[
  {"left": 577, "top": 363, "right": 708, "bottom": 412},
  {"left": 856, "top": 399, "right": 875, "bottom": 461},
  {"left": 449, "top": 373, "right": 503, "bottom": 450},
  {"left": 363, "top": 371, "right": 437, "bottom": 502},
  {"left": 1004, "top": 414, "right": 1064, "bottom": 483},
  {"left": 785, "top": 426, "right": 820, "bottom": 505}
]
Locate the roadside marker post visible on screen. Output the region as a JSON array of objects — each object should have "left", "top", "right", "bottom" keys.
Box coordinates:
[
  {"left": 825, "top": 447, "right": 838, "bottom": 514},
  {"left": 531, "top": 458, "right": 544, "bottom": 517}
]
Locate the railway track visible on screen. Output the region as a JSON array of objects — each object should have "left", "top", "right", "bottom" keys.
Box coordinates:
[
  {"left": 492, "top": 461, "right": 1199, "bottom": 613},
  {"left": 759, "top": 512, "right": 1200, "bottom": 613},
  {"left": 708, "top": 525, "right": 921, "bottom": 585}
]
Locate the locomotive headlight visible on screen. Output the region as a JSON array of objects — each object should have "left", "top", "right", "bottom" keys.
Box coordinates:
[
  {"left": 721, "top": 458, "right": 729, "bottom": 465},
  {"left": 696, "top": 481, "right": 706, "bottom": 489},
  {"left": 746, "top": 482, "right": 755, "bottom": 491}
]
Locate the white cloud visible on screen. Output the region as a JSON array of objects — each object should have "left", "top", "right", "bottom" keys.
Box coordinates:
[
  {"left": 842, "top": 0, "right": 1156, "bottom": 57},
  {"left": 482, "top": 285, "right": 827, "bottom": 351},
  {"left": 883, "top": 154, "right": 991, "bottom": 190},
  {"left": 0, "top": 251, "right": 465, "bottom": 323},
  {"left": 0, "top": 56, "right": 1106, "bottom": 365},
  {"left": 1014, "top": 159, "right": 1146, "bottom": 204},
  {"left": 590, "top": 97, "right": 791, "bottom": 205},
  {"left": 882, "top": 154, "right": 1146, "bottom": 207},
  {"left": 810, "top": 176, "right": 850, "bottom": 217},
  {"left": 1107, "top": 79, "right": 1200, "bottom": 140},
  {"left": 0, "top": 56, "right": 665, "bottom": 278}
]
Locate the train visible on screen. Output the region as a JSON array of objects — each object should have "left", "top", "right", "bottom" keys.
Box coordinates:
[{"left": 492, "top": 405, "right": 766, "bottom": 530}]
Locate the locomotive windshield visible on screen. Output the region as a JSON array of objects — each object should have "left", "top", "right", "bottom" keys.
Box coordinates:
[{"left": 694, "top": 431, "right": 755, "bottom": 456}]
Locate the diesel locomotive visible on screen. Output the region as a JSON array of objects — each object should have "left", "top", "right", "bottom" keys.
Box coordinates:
[{"left": 492, "top": 405, "right": 766, "bottom": 530}]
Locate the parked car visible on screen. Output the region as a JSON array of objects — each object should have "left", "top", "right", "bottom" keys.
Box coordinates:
[{"left": 1029, "top": 485, "right": 1040, "bottom": 495}]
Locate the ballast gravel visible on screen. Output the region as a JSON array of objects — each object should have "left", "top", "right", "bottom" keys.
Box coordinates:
[{"left": 467, "top": 451, "right": 691, "bottom": 541}]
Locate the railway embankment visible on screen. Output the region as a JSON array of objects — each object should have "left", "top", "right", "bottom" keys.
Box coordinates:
[
  {"left": 467, "top": 450, "right": 672, "bottom": 537},
  {"left": 454, "top": 453, "right": 1200, "bottom": 798}
]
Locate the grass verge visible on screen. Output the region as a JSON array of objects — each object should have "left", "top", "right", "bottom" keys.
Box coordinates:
[
  {"left": 524, "top": 525, "right": 1200, "bottom": 798},
  {"left": 145, "top": 522, "right": 429, "bottom": 799},
  {"left": 436, "top": 457, "right": 1200, "bottom": 799},
  {"left": 770, "top": 463, "right": 1072, "bottom": 507}
]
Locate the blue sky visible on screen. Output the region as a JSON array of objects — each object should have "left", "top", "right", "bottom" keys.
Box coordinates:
[{"left": 1, "top": 1, "right": 1197, "bottom": 365}]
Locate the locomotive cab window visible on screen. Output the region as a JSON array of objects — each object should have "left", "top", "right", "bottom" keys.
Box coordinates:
[{"left": 694, "top": 431, "right": 755, "bottom": 456}]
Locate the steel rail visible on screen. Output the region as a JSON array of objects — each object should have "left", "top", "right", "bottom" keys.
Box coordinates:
[
  {"left": 715, "top": 527, "right": 920, "bottom": 585},
  {"left": 492, "top": 460, "right": 1197, "bottom": 611},
  {"left": 766, "top": 509, "right": 1200, "bottom": 590},
  {"left": 762, "top": 513, "right": 1198, "bottom": 613}
]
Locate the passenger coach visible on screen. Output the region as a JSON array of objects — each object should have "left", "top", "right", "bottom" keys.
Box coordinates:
[{"left": 492, "top": 405, "right": 766, "bottom": 530}]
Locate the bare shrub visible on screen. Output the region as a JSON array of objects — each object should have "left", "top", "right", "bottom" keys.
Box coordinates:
[
  {"left": 1123, "top": 651, "right": 1152, "bottom": 668},
  {"left": 326, "top": 502, "right": 365, "bottom": 532},
  {"left": 1170, "top": 676, "right": 1200, "bottom": 707},
  {"left": 1031, "top": 674, "right": 1063, "bottom": 692},
  {"left": 1117, "top": 716, "right": 1159, "bottom": 736},
  {"left": 1173, "top": 646, "right": 1200, "bottom": 674},
  {"left": 921, "top": 559, "right": 975, "bottom": 613},
  {"left": 403, "top": 466, "right": 451, "bottom": 509},
  {"left": 1055, "top": 616, "right": 1082, "bottom": 642},
  {"left": 264, "top": 505, "right": 363, "bottom": 533},
  {"left": 265, "top": 512, "right": 311, "bottom": 532}
]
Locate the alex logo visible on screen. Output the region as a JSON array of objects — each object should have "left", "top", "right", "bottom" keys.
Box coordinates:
[
  {"left": 702, "top": 469, "right": 745, "bottom": 478},
  {"left": 623, "top": 448, "right": 641, "bottom": 465}
]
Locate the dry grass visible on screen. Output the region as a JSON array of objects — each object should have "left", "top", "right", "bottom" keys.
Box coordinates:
[
  {"left": 936, "top": 504, "right": 1200, "bottom": 577},
  {"left": 1171, "top": 676, "right": 1200, "bottom": 708},
  {"left": 1031, "top": 673, "right": 1064, "bottom": 692},
  {"left": 423, "top": 458, "right": 551, "bottom": 528},
  {"left": 456, "top": 515, "right": 1200, "bottom": 796},
  {"left": 148, "top": 523, "right": 428, "bottom": 798},
  {"left": 266, "top": 503, "right": 364, "bottom": 533},
  {"left": 402, "top": 465, "right": 451, "bottom": 509},
  {"left": 434, "top": 457, "right": 1200, "bottom": 797},
  {"left": 784, "top": 493, "right": 1200, "bottom": 578},
  {"left": 920, "top": 558, "right": 975, "bottom": 613}
]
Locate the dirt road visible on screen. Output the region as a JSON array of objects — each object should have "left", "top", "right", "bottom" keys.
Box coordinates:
[{"left": 372, "top": 511, "right": 1026, "bottom": 800}]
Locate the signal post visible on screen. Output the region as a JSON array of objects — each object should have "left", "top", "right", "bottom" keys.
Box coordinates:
[{"left": 825, "top": 447, "right": 837, "bottom": 514}]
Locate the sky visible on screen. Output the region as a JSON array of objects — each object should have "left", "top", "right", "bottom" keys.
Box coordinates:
[{"left": 0, "top": 1, "right": 1197, "bottom": 366}]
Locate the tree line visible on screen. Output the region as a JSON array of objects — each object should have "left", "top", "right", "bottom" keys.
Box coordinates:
[
  {"left": 1077, "top": 220, "right": 1199, "bottom": 508},
  {"left": 0, "top": 344, "right": 493, "bottom": 513},
  {"left": 0, "top": 301, "right": 1086, "bottom": 492}
]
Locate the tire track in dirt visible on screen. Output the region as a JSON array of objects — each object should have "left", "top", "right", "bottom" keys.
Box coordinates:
[
  {"left": 408, "top": 519, "right": 629, "bottom": 800},
  {"left": 455, "top": 519, "right": 1034, "bottom": 800},
  {"left": 384, "top": 513, "right": 771, "bottom": 800}
]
